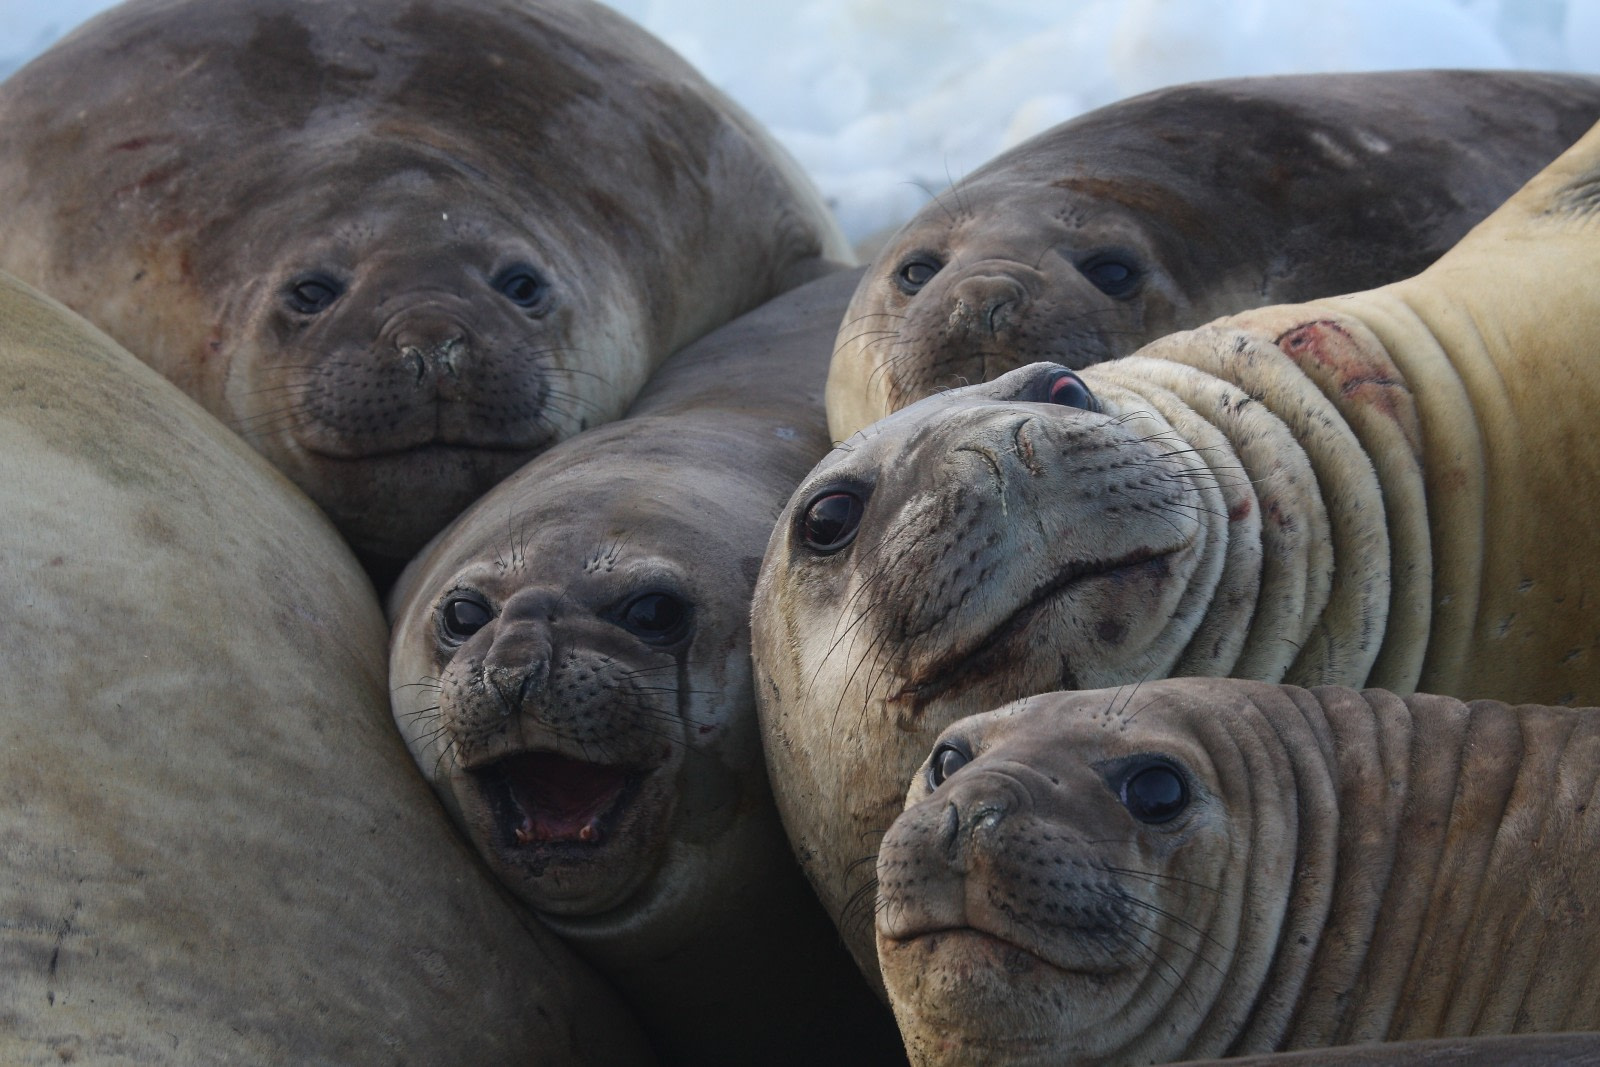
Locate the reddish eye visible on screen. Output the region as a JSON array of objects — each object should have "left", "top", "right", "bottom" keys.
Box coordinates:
[{"left": 1046, "top": 369, "right": 1097, "bottom": 411}]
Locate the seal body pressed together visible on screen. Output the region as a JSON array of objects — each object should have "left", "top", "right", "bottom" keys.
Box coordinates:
[
  {"left": 388, "top": 268, "right": 902, "bottom": 1065},
  {"left": 754, "top": 118, "right": 1600, "bottom": 982},
  {"left": 0, "top": 0, "right": 848, "bottom": 571},
  {"left": 878, "top": 678, "right": 1600, "bottom": 1066},
  {"left": 0, "top": 272, "right": 652, "bottom": 1065},
  {"left": 827, "top": 70, "right": 1600, "bottom": 440}
]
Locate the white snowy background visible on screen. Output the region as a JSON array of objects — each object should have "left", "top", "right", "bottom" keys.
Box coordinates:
[{"left": 2, "top": 0, "right": 1597, "bottom": 244}]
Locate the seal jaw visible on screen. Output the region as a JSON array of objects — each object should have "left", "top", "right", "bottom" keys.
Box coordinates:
[
  {"left": 476, "top": 750, "right": 643, "bottom": 850},
  {"left": 463, "top": 744, "right": 674, "bottom": 916}
]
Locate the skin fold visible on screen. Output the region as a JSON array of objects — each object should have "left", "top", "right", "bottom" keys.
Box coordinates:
[
  {"left": 388, "top": 269, "right": 904, "bottom": 1066},
  {"left": 828, "top": 70, "right": 1600, "bottom": 442},
  {"left": 754, "top": 118, "right": 1600, "bottom": 985},
  {"left": 878, "top": 678, "right": 1600, "bottom": 1066}
]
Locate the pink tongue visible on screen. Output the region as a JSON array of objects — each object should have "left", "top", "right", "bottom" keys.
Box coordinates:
[{"left": 500, "top": 751, "right": 629, "bottom": 845}]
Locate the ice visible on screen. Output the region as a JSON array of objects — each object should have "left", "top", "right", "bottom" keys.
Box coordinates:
[{"left": 2, "top": 0, "right": 1597, "bottom": 243}]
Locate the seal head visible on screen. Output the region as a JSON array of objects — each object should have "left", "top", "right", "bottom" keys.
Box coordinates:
[
  {"left": 0, "top": 0, "right": 849, "bottom": 567},
  {"left": 828, "top": 70, "right": 1600, "bottom": 440}
]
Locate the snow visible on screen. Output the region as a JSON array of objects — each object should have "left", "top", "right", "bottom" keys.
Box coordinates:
[{"left": 2, "top": 0, "right": 1597, "bottom": 242}]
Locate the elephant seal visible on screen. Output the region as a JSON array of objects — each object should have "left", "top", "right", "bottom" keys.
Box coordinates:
[
  {"left": 877, "top": 678, "right": 1600, "bottom": 1066},
  {"left": 753, "top": 118, "right": 1600, "bottom": 983},
  {"left": 0, "top": 0, "right": 849, "bottom": 575},
  {"left": 827, "top": 70, "right": 1600, "bottom": 441},
  {"left": 0, "top": 272, "right": 651, "bottom": 1064},
  {"left": 388, "top": 267, "right": 902, "bottom": 1065}
]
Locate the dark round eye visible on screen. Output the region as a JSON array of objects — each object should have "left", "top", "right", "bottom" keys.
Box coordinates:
[
  {"left": 1044, "top": 368, "right": 1099, "bottom": 411},
  {"left": 1121, "top": 762, "right": 1188, "bottom": 824},
  {"left": 1080, "top": 255, "right": 1141, "bottom": 298},
  {"left": 799, "top": 490, "right": 864, "bottom": 554},
  {"left": 492, "top": 265, "right": 550, "bottom": 310},
  {"left": 894, "top": 255, "right": 943, "bottom": 295},
  {"left": 619, "top": 592, "right": 690, "bottom": 644},
  {"left": 439, "top": 593, "right": 494, "bottom": 645},
  {"left": 284, "top": 273, "right": 344, "bottom": 315},
  {"left": 927, "top": 740, "right": 971, "bottom": 789}
]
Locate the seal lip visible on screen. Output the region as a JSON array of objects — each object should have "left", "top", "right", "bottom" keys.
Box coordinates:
[
  {"left": 890, "top": 545, "right": 1178, "bottom": 708},
  {"left": 473, "top": 750, "right": 649, "bottom": 856},
  {"left": 882, "top": 924, "right": 1120, "bottom": 979}
]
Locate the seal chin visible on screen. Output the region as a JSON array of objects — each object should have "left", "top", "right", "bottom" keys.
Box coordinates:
[{"left": 880, "top": 929, "right": 1108, "bottom": 1064}]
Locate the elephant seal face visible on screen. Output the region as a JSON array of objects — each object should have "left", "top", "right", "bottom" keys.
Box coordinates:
[
  {"left": 826, "top": 69, "right": 1600, "bottom": 441},
  {"left": 0, "top": 0, "right": 849, "bottom": 567}
]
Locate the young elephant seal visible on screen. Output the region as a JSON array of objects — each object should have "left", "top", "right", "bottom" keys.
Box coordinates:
[
  {"left": 753, "top": 119, "right": 1600, "bottom": 983},
  {"left": 0, "top": 0, "right": 848, "bottom": 573},
  {"left": 827, "top": 70, "right": 1600, "bottom": 441},
  {"left": 388, "top": 268, "right": 902, "bottom": 1065},
  {"left": 878, "top": 678, "right": 1600, "bottom": 1066},
  {"left": 0, "top": 272, "right": 651, "bottom": 1064}
]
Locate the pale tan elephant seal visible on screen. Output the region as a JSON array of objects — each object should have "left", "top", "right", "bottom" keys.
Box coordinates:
[
  {"left": 877, "top": 678, "right": 1600, "bottom": 1066},
  {"left": 388, "top": 268, "right": 903, "bottom": 1065},
  {"left": 0, "top": 271, "right": 652, "bottom": 1063},
  {"left": 753, "top": 118, "right": 1600, "bottom": 984},
  {"left": 827, "top": 70, "right": 1600, "bottom": 441},
  {"left": 0, "top": 0, "right": 848, "bottom": 577}
]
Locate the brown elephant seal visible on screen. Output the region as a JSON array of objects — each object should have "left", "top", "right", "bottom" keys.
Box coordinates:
[
  {"left": 877, "top": 678, "right": 1600, "bottom": 1066},
  {"left": 827, "top": 70, "right": 1600, "bottom": 441},
  {"left": 389, "top": 267, "right": 903, "bottom": 1065},
  {"left": 0, "top": 0, "right": 849, "bottom": 575},
  {"left": 753, "top": 118, "right": 1600, "bottom": 983},
  {"left": 0, "top": 271, "right": 652, "bottom": 1064}
]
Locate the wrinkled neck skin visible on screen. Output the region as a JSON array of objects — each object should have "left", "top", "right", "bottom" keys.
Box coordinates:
[
  {"left": 882, "top": 689, "right": 1331, "bottom": 1067},
  {"left": 887, "top": 681, "right": 1600, "bottom": 1065}
]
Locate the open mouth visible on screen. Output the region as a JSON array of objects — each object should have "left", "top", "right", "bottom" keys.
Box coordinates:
[{"left": 475, "top": 751, "right": 642, "bottom": 849}]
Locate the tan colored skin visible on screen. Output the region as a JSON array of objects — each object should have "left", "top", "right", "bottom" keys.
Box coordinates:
[
  {"left": 0, "top": 0, "right": 849, "bottom": 573},
  {"left": 389, "top": 268, "right": 903, "bottom": 1066},
  {"left": 877, "top": 679, "right": 1600, "bottom": 1066},
  {"left": 828, "top": 70, "right": 1600, "bottom": 441},
  {"left": 754, "top": 120, "right": 1600, "bottom": 985},
  {"left": 0, "top": 272, "right": 652, "bottom": 1065}
]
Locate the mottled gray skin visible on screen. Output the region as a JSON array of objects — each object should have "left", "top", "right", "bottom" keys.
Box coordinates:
[
  {"left": 0, "top": 271, "right": 653, "bottom": 1065},
  {"left": 389, "top": 268, "right": 903, "bottom": 1066},
  {"left": 0, "top": 0, "right": 849, "bottom": 574},
  {"left": 878, "top": 679, "right": 1600, "bottom": 1066},
  {"left": 828, "top": 70, "right": 1600, "bottom": 440},
  {"left": 757, "top": 119, "right": 1600, "bottom": 988}
]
